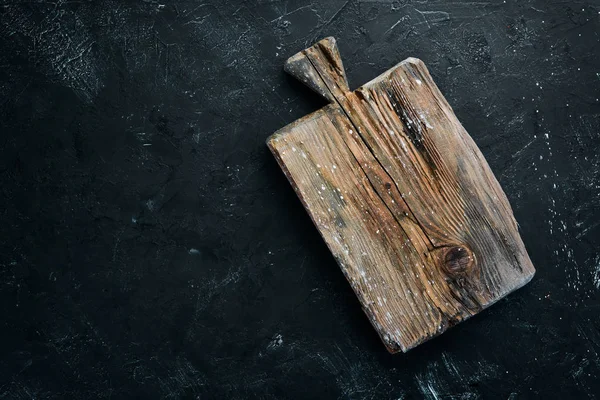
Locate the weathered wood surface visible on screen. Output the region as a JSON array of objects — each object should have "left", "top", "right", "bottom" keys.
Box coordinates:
[{"left": 267, "top": 37, "right": 535, "bottom": 353}]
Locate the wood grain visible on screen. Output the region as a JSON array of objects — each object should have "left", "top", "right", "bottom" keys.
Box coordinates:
[{"left": 267, "top": 37, "right": 535, "bottom": 353}]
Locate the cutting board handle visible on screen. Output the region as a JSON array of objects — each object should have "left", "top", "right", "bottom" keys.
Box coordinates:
[{"left": 284, "top": 37, "right": 350, "bottom": 103}]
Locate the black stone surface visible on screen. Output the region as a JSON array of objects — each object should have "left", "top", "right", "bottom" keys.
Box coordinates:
[{"left": 1, "top": 1, "right": 599, "bottom": 398}]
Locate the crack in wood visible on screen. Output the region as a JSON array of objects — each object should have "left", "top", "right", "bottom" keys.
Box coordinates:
[{"left": 303, "top": 40, "right": 439, "bottom": 253}]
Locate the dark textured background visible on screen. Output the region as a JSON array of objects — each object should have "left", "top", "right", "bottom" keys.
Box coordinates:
[{"left": 1, "top": 0, "right": 599, "bottom": 398}]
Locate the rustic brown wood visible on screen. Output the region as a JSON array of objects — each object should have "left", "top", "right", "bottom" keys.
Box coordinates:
[{"left": 267, "top": 37, "right": 535, "bottom": 353}]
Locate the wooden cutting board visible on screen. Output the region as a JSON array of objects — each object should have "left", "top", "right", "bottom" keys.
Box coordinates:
[{"left": 267, "top": 37, "right": 535, "bottom": 353}]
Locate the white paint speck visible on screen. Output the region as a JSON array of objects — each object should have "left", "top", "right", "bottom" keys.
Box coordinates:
[
  {"left": 267, "top": 334, "right": 284, "bottom": 350},
  {"left": 146, "top": 199, "right": 155, "bottom": 211}
]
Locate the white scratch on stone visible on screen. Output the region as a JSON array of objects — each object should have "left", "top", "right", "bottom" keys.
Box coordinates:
[{"left": 593, "top": 256, "right": 600, "bottom": 289}]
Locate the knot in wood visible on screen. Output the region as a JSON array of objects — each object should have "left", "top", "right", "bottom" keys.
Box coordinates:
[{"left": 443, "top": 246, "right": 474, "bottom": 276}]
